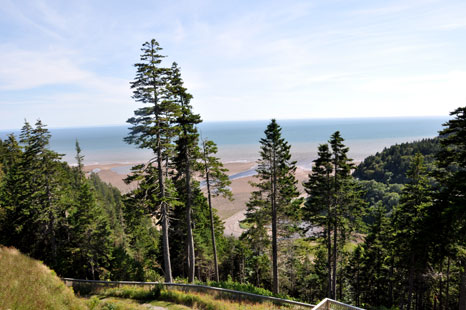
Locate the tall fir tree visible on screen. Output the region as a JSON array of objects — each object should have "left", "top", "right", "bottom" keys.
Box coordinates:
[
  {"left": 125, "top": 39, "right": 179, "bottom": 283},
  {"left": 169, "top": 62, "right": 201, "bottom": 283},
  {"left": 303, "top": 143, "right": 334, "bottom": 298},
  {"left": 391, "top": 153, "right": 433, "bottom": 310},
  {"left": 241, "top": 119, "right": 301, "bottom": 294},
  {"left": 304, "top": 131, "right": 364, "bottom": 299}
]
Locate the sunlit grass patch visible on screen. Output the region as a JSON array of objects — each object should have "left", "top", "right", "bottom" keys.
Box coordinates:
[{"left": 0, "top": 246, "right": 86, "bottom": 310}]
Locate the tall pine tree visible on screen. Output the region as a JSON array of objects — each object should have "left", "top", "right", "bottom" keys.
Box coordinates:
[
  {"left": 241, "top": 119, "right": 301, "bottom": 294},
  {"left": 170, "top": 62, "right": 202, "bottom": 283},
  {"left": 125, "top": 39, "right": 179, "bottom": 283},
  {"left": 304, "top": 131, "right": 364, "bottom": 299}
]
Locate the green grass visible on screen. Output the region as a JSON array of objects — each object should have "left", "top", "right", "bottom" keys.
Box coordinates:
[{"left": 0, "top": 246, "right": 86, "bottom": 310}]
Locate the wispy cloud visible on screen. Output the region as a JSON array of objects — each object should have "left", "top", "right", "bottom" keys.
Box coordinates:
[{"left": 0, "top": 0, "right": 465, "bottom": 129}]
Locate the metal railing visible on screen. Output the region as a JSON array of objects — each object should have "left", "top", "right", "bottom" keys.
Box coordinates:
[
  {"left": 62, "top": 278, "right": 364, "bottom": 310},
  {"left": 311, "top": 298, "right": 365, "bottom": 310},
  {"left": 62, "top": 278, "right": 316, "bottom": 309}
]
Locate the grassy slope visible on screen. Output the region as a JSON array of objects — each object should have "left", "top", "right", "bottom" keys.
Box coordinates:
[{"left": 0, "top": 246, "right": 86, "bottom": 310}]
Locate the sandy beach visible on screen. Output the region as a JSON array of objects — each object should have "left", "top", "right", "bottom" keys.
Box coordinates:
[{"left": 84, "top": 161, "right": 311, "bottom": 236}]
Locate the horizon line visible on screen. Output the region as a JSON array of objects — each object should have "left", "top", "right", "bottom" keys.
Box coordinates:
[{"left": 0, "top": 114, "right": 450, "bottom": 132}]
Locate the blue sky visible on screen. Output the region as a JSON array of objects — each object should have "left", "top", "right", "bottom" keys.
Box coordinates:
[{"left": 1, "top": 0, "right": 466, "bottom": 129}]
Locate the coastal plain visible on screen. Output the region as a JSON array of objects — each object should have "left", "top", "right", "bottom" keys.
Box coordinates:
[{"left": 83, "top": 161, "right": 312, "bottom": 237}]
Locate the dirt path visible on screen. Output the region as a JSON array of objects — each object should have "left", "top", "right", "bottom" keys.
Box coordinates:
[
  {"left": 142, "top": 304, "right": 167, "bottom": 310},
  {"left": 223, "top": 210, "right": 246, "bottom": 237}
]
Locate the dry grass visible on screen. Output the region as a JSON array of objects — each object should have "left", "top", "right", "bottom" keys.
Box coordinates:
[
  {"left": 100, "top": 285, "right": 301, "bottom": 310},
  {"left": 0, "top": 246, "right": 86, "bottom": 310}
]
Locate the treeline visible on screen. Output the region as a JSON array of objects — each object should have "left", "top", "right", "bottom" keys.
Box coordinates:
[
  {"left": 0, "top": 120, "right": 232, "bottom": 283},
  {"left": 232, "top": 108, "right": 466, "bottom": 310},
  {"left": 0, "top": 122, "right": 160, "bottom": 280}
]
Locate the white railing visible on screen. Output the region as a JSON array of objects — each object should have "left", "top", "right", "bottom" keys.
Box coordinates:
[
  {"left": 62, "top": 278, "right": 364, "bottom": 310},
  {"left": 62, "top": 278, "right": 316, "bottom": 309},
  {"left": 312, "top": 298, "right": 365, "bottom": 310}
]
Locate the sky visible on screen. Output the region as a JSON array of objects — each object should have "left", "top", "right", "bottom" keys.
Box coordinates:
[{"left": 1, "top": 0, "right": 466, "bottom": 130}]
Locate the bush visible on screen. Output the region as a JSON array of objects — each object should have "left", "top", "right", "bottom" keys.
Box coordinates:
[{"left": 101, "top": 285, "right": 161, "bottom": 300}]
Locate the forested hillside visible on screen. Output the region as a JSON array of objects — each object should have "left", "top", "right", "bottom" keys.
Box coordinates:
[{"left": 353, "top": 137, "right": 439, "bottom": 184}]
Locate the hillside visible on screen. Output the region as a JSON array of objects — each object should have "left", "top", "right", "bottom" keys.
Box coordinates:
[
  {"left": 0, "top": 246, "right": 86, "bottom": 310},
  {"left": 353, "top": 137, "right": 439, "bottom": 184}
]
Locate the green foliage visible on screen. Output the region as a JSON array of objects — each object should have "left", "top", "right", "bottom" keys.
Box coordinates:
[
  {"left": 353, "top": 138, "right": 439, "bottom": 184},
  {"left": 100, "top": 285, "right": 162, "bottom": 301},
  {"left": 241, "top": 119, "right": 302, "bottom": 294},
  {"left": 303, "top": 131, "right": 365, "bottom": 300},
  {"left": 357, "top": 180, "right": 402, "bottom": 225},
  {"left": 0, "top": 121, "right": 162, "bottom": 281}
]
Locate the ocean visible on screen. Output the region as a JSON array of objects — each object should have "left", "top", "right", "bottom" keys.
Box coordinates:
[{"left": 0, "top": 117, "right": 448, "bottom": 169}]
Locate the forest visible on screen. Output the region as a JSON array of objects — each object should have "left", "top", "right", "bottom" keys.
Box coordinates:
[{"left": 1, "top": 39, "right": 466, "bottom": 310}]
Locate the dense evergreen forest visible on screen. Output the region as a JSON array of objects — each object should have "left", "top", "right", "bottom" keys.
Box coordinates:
[
  {"left": 1, "top": 38, "right": 466, "bottom": 310},
  {"left": 353, "top": 137, "right": 440, "bottom": 184}
]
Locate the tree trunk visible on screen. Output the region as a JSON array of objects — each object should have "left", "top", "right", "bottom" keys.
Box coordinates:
[
  {"left": 332, "top": 153, "right": 338, "bottom": 300},
  {"left": 272, "top": 148, "right": 279, "bottom": 295},
  {"left": 157, "top": 131, "right": 173, "bottom": 283},
  {"left": 407, "top": 255, "right": 415, "bottom": 310},
  {"left": 333, "top": 216, "right": 337, "bottom": 299},
  {"left": 206, "top": 169, "right": 220, "bottom": 282},
  {"left": 390, "top": 256, "right": 394, "bottom": 307},
  {"left": 186, "top": 157, "right": 195, "bottom": 283},
  {"left": 327, "top": 216, "right": 332, "bottom": 298},
  {"left": 459, "top": 258, "right": 466, "bottom": 310},
  {"left": 446, "top": 257, "right": 450, "bottom": 310},
  {"left": 327, "top": 172, "right": 332, "bottom": 299},
  {"left": 439, "top": 261, "right": 444, "bottom": 310},
  {"left": 152, "top": 67, "right": 173, "bottom": 283}
]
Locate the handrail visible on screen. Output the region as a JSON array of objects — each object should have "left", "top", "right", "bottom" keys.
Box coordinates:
[
  {"left": 62, "top": 277, "right": 316, "bottom": 308},
  {"left": 311, "top": 298, "right": 365, "bottom": 310}
]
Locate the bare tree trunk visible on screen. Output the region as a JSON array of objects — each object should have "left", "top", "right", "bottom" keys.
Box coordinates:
[
  {"left": 272, "top": 148, "right": 279, "bottom": 295},
  {"left": 439, "top": 261, "right": 444, "bottom": 310},
  {"left": 151, "top": 66, "right": 173, "bottom": 283},
  {"left": 459, "top": 258, "right": 466, "bottom": 310},
  {"left": 205, "top": 168, "right": 220, "bottom": 282},
  {"left": 332, "top": 153, "right": 338, "bottom": 300},
  {"left": 327, "top": 172, "right": 332, "bottom": 299},
  {"left": 447, "top": 257, "right": 450, "bottom": 310},
  {"left": 327, "top": 216, "right": 332, "bottom": 298},
  {"left": 157, "top": 132, "right": 172, "bottom": 283},
  {"left": 407, "top": 255, "right": 415, "bottom": 310},
  {"left": 333, "top": 215, "right": 337, "bottom": 299},
  {"left": 185, "top": 149, "right": 195, "bottom": 283}
]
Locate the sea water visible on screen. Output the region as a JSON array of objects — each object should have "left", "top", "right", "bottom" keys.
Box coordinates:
[{"left": 0, "top": 116, "right": 448, "bottom": 168}]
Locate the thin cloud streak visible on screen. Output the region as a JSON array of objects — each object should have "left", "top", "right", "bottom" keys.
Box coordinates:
[{"left": 0, "top": 0, "right": 465, "bottom": 129}]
